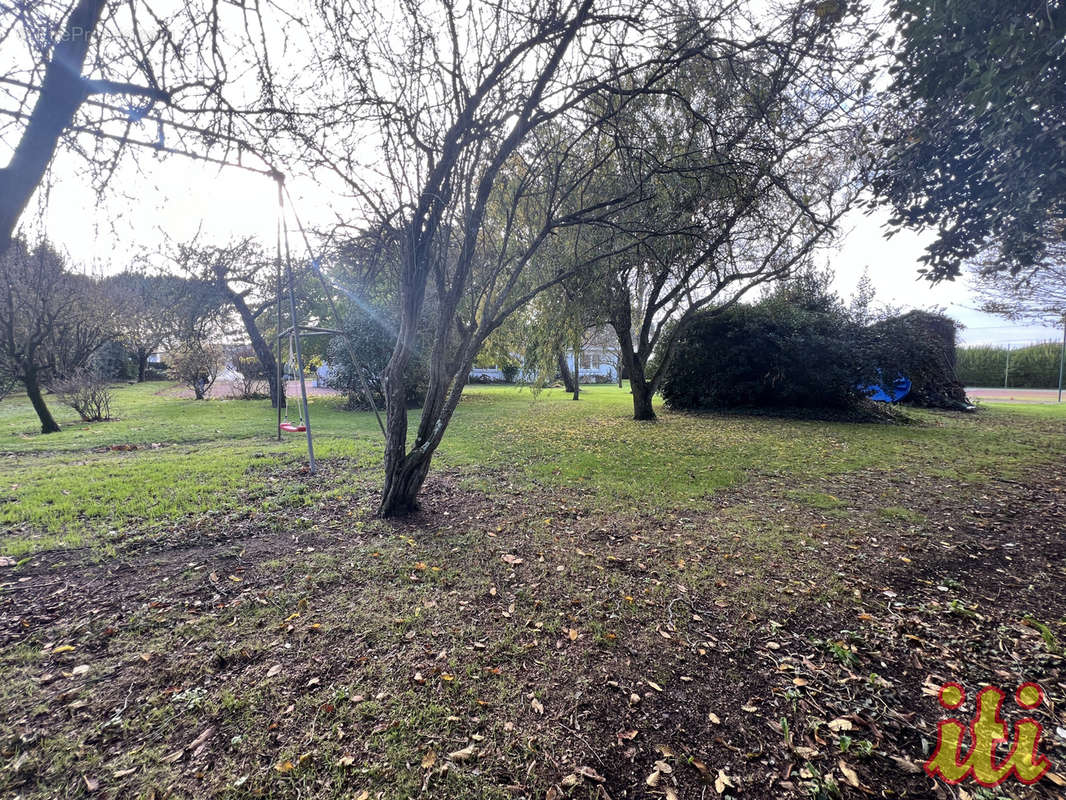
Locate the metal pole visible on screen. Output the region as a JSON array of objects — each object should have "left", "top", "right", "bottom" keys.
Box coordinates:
[
  {"left": 1058, "top": 314, "right": 1065, "bottom": 403},
  {"left": 279, "top": 185, "right": 317, "bottom": 474},
  {"left": 275, "top": 177, "right": 284, "bottom": 441},
  {"left": 282, "top": 186, "right": 387, "bottom": 438}
]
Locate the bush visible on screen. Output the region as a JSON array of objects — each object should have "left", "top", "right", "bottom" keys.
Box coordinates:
[
  {"left": 169, "top": 342, "right": 223, "bottom": 400},
  {"left": 327, "top": 306, "right": 429, "bottom": 410},
  {"left": 865, "top": 311, "right": 969, "bottom": 409},
  {"left": 232, "top": 346, "right": 270, "bottom": 399},
  {"left": 52, "top": 369, "right": 114, "bottom": 421},
  {"left": 661, "top": 289, "right": 866, "bottom": 410}
]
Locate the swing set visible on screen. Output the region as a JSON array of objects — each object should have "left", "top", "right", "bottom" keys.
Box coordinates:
[
  {"left": 271, "top": 173, "right": 385, "bottom": 474},
  {"left": 2, "top": 75, "right": 383, "bottom": 474}
]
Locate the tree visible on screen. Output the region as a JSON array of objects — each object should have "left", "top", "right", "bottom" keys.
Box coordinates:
[
  {"left": 168, "top": 341, "right": 223, "bottom": 400},
  {"left": 970, "top": 241, "right": 1066, "bottom": 325},
  {"left": 0, "top": 0, "right": 279, "bottom": 256},
  {"left": 0, "top": 238, "right": 115, "bottom": 432},
  {"left": 303, "top": 0, "right": 785, "bottom": 515},
  {"left": 104, "top": 272, "right": 185, "bottom": 382},
  {"left": 873, "top": 0, "right": 1066, "bottom": 280},
  {"left": 572, "top": 18, "right": 875, "bottom": 420},
  {"left": 170, "top": 238, "right": 287, "bottom": 408}
]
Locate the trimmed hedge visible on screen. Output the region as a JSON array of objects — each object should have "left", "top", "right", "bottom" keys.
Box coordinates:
[{"left": 956, "top": 342, "right": 1063, "bottom": 388}]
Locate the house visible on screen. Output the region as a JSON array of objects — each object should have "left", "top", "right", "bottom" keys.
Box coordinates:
[{"left": 469, "top": 326, "right": 620, "bottom": 383}]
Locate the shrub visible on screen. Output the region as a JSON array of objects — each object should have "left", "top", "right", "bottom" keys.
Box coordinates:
[
  {"left": 327, "top": 306, "right": 429, "bottom": 410},
  {"left": 169, "top": 342, "right": 223, "bottom": 400},
  {"left": 231, "top": 346, "right": 270, "bottom": 399},
  {"left": 661, "top": 289, "right": 866, "bottom": 410},
  {"left": 52, "top": 369, "right": 114, "bottom": 421},
  {"left": 864, "top": 311, "right": 969, "bottom": 409}
]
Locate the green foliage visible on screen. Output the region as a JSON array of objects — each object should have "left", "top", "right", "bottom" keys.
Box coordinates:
[
  {"left": 660, "top": 281, "right": 868, "bottom": 410},
  {"left": 327, "top": 305, "right": 428, "bottom": 410},
  {"left": 875, "top": 0, "right": 1066, "bottom": 278},
  {"left": 957, "top": 342, "right": 1064, "bottom": 388},
  {"left": 662, "top": 284, "right": 969, "bottom": 412},
  {"left": 864, "top": 311, "right": 969, "bottom": 409}
]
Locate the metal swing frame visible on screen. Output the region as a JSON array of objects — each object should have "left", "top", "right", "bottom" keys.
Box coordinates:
[{"left": 272, "top": 174, "right": 385, "bottom": 475}]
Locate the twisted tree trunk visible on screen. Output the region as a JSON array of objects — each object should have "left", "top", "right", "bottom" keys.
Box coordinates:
[{"left": 24, "top": 365, "right": 60, "bottom": 434}]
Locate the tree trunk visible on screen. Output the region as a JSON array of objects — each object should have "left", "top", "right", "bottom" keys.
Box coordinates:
[
  {"left": 0, "top": 0, "right": 106, "bottom": 257},
  {"left": 572, "top": 345, "right": 580, "bottom": 400},
  {"left": 136, "top": 348, "right": 148, "bottom": 382},
  {"left": 557, "top": 350, "right": 575, "bottom": 394},
  {"left": 379, "top": 452, "right": 432, "bottom": 517},
  {"left": 24, "top": 367, "right": 60, "bottom": 434},
  {"left": 631, "top": 377, "right": 655, "bottom": 420},
  {"left": 222, "top": 283, "right": 284, "bottom": 408},
  {"left": 613, "top": 320, "right": 657, "bottom": 420}
]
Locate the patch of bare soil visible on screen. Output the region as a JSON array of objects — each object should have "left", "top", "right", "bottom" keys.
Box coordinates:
[{"left": 1, "top": 465, "right": 1063, "bottom": 799}]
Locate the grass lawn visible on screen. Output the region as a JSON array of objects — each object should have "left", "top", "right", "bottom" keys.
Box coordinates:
[{"left": 1, "top": 382, "right": 1064, "bottom": 799}]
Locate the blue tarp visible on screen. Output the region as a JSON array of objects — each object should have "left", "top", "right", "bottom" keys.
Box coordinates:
[{"left": 861, "top": 376, "right": 912, "bottom": 403}]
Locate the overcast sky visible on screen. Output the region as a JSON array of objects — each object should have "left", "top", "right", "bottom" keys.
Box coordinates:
[{"left": 14, "top": 107, "right": 1065, "bottom": 350}]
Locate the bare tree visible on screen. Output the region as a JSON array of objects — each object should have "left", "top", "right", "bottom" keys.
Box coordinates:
[
  {"left": 104, "top": 271, "right": 185, "bottom": 381},
  {"left": 0, "top": 237, "right": 116, "bottom": 432},
  {"left": 170, "top": 238, "right": 286, "bottom": 408},
  {"left": 0, "top": 0, "right": 282, "bottom": 255},
  {"left": 303, "top": 0, "right": 846, "bottom": 515},
  {"left": 971, "top": 239, "right": 1066, "bottom": 325}
]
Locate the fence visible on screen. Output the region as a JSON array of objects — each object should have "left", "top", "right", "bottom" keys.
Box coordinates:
[{"left": 956, "top": 341, "right": 1065, "bottom": 388}]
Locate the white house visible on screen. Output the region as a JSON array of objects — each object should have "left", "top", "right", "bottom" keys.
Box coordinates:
[{"left": 470, "top": 326, "right": 620, "bottom": 383}]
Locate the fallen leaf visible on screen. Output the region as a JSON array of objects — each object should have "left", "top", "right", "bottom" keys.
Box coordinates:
[
  {"left": 827, "top": 717, "right": 853, "bottom": 732},
  {"left": 647, "top": 680, "right": 663, "bottom": 692},
  {"left": 52, "top": 645, "right": 75, "bottom": 654},
  {"left": 531, "top": 697, "right": 544, "bottom": 714},
  {"left": 577, "top": 765, "right": 605, "bottom": 783},
  {"left": 336, "top": 755, "right": 355, "bottom": 767},
  {"left": 838, "top": 759, "right": 859, "bottom": 788},
  {"left": 890, "top": 756, "right": 922, "bottom": 774},
  {"left": 448, "top": 744, "right": 477, "bottom": 762},
  {"left": 708, "top": 712, "right": 721, "bottom": 724},
  {"left": 186, "top": 726, "right": 214, "bottom": 752},
  {"left": 646, "top": 769, "right": 662, "bottom": 787},
  {"left": 421, "top": 751, "right": 437, "bottom": 769},
  {"left": 714, "top": 768, "right": 736, "bottom": 793},
  {"left": 266, "top": 664, "right": 282, "bottom": 678},
  {"left": 83, "top": 775, "right": 99, "bottom": 792},
  {"left": 275, "top": 760, "right": 295, "bottom": 773},
  {"left": 501, "top": 554, "right": 523, "bottom": 565}
]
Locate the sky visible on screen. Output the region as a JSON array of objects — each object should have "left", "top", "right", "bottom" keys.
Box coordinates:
[
  {"left": 5, "top": 0, "right": 1062, "bottom": 351},
  {"left": 27, "top": 146, "right": 1062, "bottom": 349}
]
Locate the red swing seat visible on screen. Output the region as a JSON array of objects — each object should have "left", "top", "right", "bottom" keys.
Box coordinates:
[{"left": 279, "top": 421, "right": 306, "bottom": 433}]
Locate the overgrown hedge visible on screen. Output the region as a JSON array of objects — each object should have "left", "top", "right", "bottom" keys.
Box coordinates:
[
  {"left": 661, "top": 292, "right": 969, "bottom": 412},
  {"left": 956, "top": 342, "right": 1063, "bottom": 388}
]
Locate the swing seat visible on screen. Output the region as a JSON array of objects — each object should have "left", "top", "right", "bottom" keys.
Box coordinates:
[{"left": 279, "top": 421, "right": 306, "bottom": 433}]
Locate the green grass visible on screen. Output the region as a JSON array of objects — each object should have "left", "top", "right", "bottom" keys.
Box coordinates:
[{"left": 2, "top": 381, "right": 1065, "bottom": 554}]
